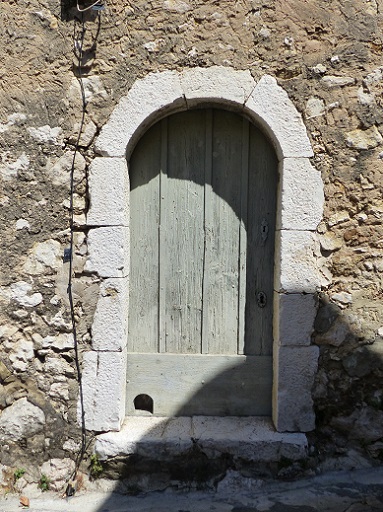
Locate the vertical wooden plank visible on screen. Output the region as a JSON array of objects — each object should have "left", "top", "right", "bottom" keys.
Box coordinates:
[
  {"left": 158, "top": 118, "right": 168, "bottom": 353},
  {"left": 128, "top": 122, "right": 161, "bottom": 353},
  {"left": 245, "top": 126, "right": 278, "bottom": 356},
  {"left": 201, "top": 110, "right": 213, "bottom": 354},
  {"left": 237, "top": 118, "right": 249, "bottom": 355},
  {"left": 203, "top": 110, "right": 243, "bottom": 355},
  {"left": 161, "top": 110, "right": 206, "bottom": 354}
]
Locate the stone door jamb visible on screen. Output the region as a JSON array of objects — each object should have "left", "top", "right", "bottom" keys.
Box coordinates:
[{"left": 80, "top": 66, "right": 324, "bottom": 433}]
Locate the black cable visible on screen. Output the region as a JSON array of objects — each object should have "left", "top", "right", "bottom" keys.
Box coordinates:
[{"left": 65, "top": 11, "right": 88, "bottom": 496}]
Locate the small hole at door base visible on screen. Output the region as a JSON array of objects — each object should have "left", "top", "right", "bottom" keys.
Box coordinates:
[{"left": 134, "top": 394, "right": 154, "bottom": 414}]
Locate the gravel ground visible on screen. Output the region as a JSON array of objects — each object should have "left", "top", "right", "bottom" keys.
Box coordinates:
[{"left": 1, "top": 467, "right": 383, "bottom": 512}]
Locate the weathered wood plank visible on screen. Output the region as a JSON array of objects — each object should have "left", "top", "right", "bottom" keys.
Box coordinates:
[
  {"left": 201, "top": 110, "right": 213, "bottom": 354},
  {"left": 158, "top": 118, "right": 168, "bottom": 353},
  {"left": 238, "top": 118, "right": 249, "bottom": 355},
  {"left": 245, "top": 127, "right": 278, "bottom": 356},
  {"left": 203, "top": 110, "right": 243, "bottom": 354},
  {"left": 161, "top": 111, "right": 205, "bottom": 353},
  {"left": 128, "top": 109, "right": 277, "bottom": 416},
  {"left": 126, "top": 353, "right": 272, "bottom": 416},
  {"left": 129, "top": 122, "right": 161, "bottom": 353}
]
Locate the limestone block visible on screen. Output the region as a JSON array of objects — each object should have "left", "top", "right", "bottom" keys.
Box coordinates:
[
  {"left": 277, "top": 158, "right": 324, "bottom": 230},
  {"left": 305, "top": 97, "right": 325, "bottom": 118},
  {"left": 180, "top": 66, "right": 255, "bottom": 108},
  {"left": 275, "top": 230, "right": 321, "bottom": 293},
  {"left": 0, "top": 281, "right": 43, "bottom": 307},
  {"left": 163, "top": 0, "right": 191, "bottom": 13},
  {"left": 321, "top": 76, "right": 356, "bottom": 87},
  {"left": 87, "top": 158, "right": 129, "bottom": 226},
  {"left": 346, "top": 126, "right": 383, "bottom": 150},
  {"left": 92, "top": 277, "right": 129, "bottom": 351},
  {"left": 95, "top": 416, "right": 193, "bottom": 460},
  {"left": 85, "top": 227, "right": 129, "bottom": 278},
  {"left": 15, "top": 218, "right": 30, "bottom": 230},
  {"left": 0, "top": 112, "right": 26, "bottom": 133},
  {"left": 95, "top": 416, "right": 307, "bottom": 462},
  {"left": 27, "top": 125, "right": 62, "bottom": 145},
  {"left": 44, "top": 357, "right": 75, "bottom": 378},
  {"left": 273, "top": 293, "right": 316, "bottom": 346},
  {"left": 245, "top": 75, "right": 313, "bottom": 159},
  {"left": 39, "top": 333, "right": 74, "bottom": 351},
  {"left": 69, "top": 119, "right": 97, "bottom": 147},
  {"left": 48, "top": 382, "right": 69, "bottom": 401},
  {"left": 0, "top": 152, "right": 29, "bottom": 180},
  {"left": 22, "top": 239, "right": 61, "bottom": 275},
  {"left": 0, "top": 398, "right": 45, "bottom": 442},
  {"left": 9, "top": 338, "right": 34, "bottom": 372},
  {"left": 48, "top": 151, "right": 86, "bottom": 188},
  {"left": 40, "top": 459, "right": 75, "bottom": 492},
  {"left": 82, "top": 76, "right": 108, "bottom": 103},
  {"left": 95, "top": 71, "right": 185, "bottom": 157},
  {"left": 192, "top": 416, "right": 307, "bottom": 462},
  {"left": 80, "top": 350, "right": 127, "bottom": 431},
  {"left": 273, "top": 345, "right": 319, "bottom": 432}
]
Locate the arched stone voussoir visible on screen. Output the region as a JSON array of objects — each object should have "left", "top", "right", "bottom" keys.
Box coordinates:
[
  {"left": 245, "top": 75, "right": 314, "bottom": 160},
  {"left": 94, "top": 68, "right": 313, "bottom": 162},
  {"left": 95, "top": 70, "right": 186, "bottom": 158},
  {"left": 180, "top": 66, "right": 255, "bottom": 109}
]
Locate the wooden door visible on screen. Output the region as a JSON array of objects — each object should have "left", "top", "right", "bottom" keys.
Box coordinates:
[{"left": 127, "top": 109, "right": 278, "bottom": 417}]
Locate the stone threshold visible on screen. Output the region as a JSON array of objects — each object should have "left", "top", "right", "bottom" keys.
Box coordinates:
[{"left": 95, "top": 416, "right": 307, "bottom": 463}]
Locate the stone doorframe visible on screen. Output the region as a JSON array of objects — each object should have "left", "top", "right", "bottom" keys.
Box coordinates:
[{"left": 80, "top": 66, "right": 324, "bottom": 434}]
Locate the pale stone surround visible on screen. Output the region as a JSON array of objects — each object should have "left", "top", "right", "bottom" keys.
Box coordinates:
[{"left": 81, "top": 66, "right": 324, "bottom": 434}]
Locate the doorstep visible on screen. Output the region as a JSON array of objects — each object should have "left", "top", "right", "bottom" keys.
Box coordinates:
[{"left": 95, "top": 416, "right": 307, "bottom": 463}]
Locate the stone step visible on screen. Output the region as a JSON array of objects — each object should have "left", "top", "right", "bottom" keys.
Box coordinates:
[{"left": 95, "top": 416, "right": 307, "bottom": 463}]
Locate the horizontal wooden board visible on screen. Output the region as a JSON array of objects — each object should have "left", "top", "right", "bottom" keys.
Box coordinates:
[{"left": 126, "top": 353, "right": 272, "bottom": 417}]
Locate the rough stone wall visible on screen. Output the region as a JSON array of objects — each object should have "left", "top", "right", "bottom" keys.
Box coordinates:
[{"left": 0, "top": 0, "right": 382, "bottom": 488}]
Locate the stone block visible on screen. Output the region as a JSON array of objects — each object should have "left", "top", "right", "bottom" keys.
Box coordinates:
[
  {"left": 277, "top": 158, "right": 324, "bottom": 230},
  {"left": 95, "top": 71, "right": 186, "bottom": 157},
  {"left": 80, "top": 350, "right": 127, "bottom": 431},
  {"left": 92, "top": 277, "right": 129, "bottom": 351},
  {"left": 87, "top": 158, "right": 129, "bottom": 226},
  {"left": 192, "top": 416, "right": 307, "bottom": 461},
  {"left": 94, "top": 416, "right": 307, "bottom": 462},
  {"left": 180, "top": 66, "right": 255, "bottom": 107},
  {"left": 85, "top": 227, "right": 129, "bottom": 278},
  {"left": 275, "top": 230, "right": 321, "bottom": 293},
  {"left": 274, "top": 293, "right": 317, "bottom": 346},
  {"left": 273, "top": 345, "right": 319, "bottom": 432},
  {"left": 0, "top": 398, "right": 45, "bottom": 442},
  {"left": 245, "top": 75, "right": 313, "bottom": 159},
  {"left": 95, "top": 416, "right": 193, "bottom": 460}
]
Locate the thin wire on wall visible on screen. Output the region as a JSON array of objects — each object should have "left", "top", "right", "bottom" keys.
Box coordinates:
[{"left": 65, "top": 9, "right": 89, "bottom": 497}]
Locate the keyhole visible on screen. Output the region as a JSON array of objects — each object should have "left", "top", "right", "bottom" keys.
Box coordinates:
[
  {"left": 256, "top": 291, "right": 267, "bottom": 308},
  {"left": 261, "top": 219, "right": 269, "bottom": 243}
]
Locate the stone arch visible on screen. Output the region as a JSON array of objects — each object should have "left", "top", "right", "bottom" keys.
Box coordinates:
[{"left": 81, "top": 66, "right": 324, "bottom": 434}]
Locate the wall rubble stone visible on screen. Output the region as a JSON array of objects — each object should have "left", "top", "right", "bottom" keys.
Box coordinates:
[{"left": 0, "top": 0, "right": 382, "bottom": 487}]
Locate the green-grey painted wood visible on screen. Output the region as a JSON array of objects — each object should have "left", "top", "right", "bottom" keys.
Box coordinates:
[
  {"left": 201, "top": 110, "right": 213, "bottom": 354},
  {"left": 203, "top": 110, "right": 243, "bottom": 354},
  {"left": 129, "top": 121, "right": 161, "bottom": 353},
  {"left": 238, "top": 118, "right": 249, "bottom": 355},
  {"left": 244, "top": 126, "right": 278, "bottom": 356},
  {"left": 128, "top": 108, "right": 277, "bottom": 415},
  {"left": 161, "top": 111, "right": 205, "bottom": 353},
  {"left": 158, "top": 118, "right": 168, "bottom": 353},
  {"left": 126, "top": 353, "right": 272, "bottom": 416}
]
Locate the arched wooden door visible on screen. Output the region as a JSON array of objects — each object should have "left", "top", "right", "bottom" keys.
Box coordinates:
[{"left": 127, "top": 109, "right": 278, "bottom": 417}]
